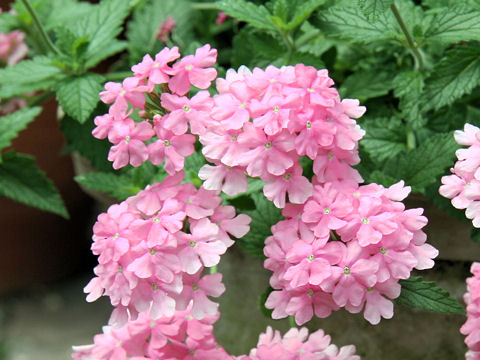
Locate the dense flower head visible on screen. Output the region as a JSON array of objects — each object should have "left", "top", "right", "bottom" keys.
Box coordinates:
[
  {"left": 461, "top": 262, "right": 480, "bottom": 359},
  {"left": 440, "top": 123, "right": 480, "bottom": 227},
  {"left": 72, "top": 307, "right": 230, "bottom": 360},
  {"left": 264, "top": 180, "right": 438, "bottom": 325},
  {"left": 236, "top": 326, "right": 360, "bottom": 360},
  {"left": 84, "top": 172, "right": 251, "bottom": 326}
]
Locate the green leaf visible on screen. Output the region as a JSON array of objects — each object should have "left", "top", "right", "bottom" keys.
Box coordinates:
[
  {"left": 0, "top": 107, "right": 42, "bottom": 151},
  {"left": 360, "top": 117, "right": 407, "bottom": 163},
  {"left": 184, "top": 151, "right": 206, "bottom": 188},
  {"left": 0, "top": 152, "right": 68, "bottom": 217},
  {"left": 471, "top": 228, "right": 480, "bottom": 243},
  {"left": 72, "top": 0, "right": 131, "bottom": 66},
  {"left": 0, "top": 56, "right": 64, "bottom": 98},
  {"left": 368, "top": 170, "right": 397, "bottom": 187},
  {"left": 340, "top": 71, "right": 393, "bottom": 101},
  {"left": 286, "top": 0, "right": 327, "bottom": 30},
  {"left": 424, "top": 4, "right": 480, "bottom": 44},
  {"left": 75, "top": 172, "right": 140, "bottom": 200},
  {"left": 383, "top": 133, "right": 459, "bottom": 193},
  {"left": 61, "top": 111, "right": 113, "bottom": 173},
  {"left": 318, "top": 6, "right": 397, "bottom": 43},
  {"left": 216, "top": 0, "right": 276, "bottom": 31},
  {"left": 85, "top": 41, "right": 128, "bottom": 69},
  {"left": 55, "top": 73, "right": 104, "bottom": 124},
  {"left": 237, "top": 193, "right": 283, "bottom": 258},
  {"left": 127, "top": 0, "right": 193, "bottom": 61},
  {"left": 422, "top": 46, "right": 480, "bottom": 112},
  {"left": 393, "top": 71, "right": 426, "bottom": 129},
  {"left": 296, "top": 22, "right": 335, "bottom": 57},
  {"left": 395, "top": 276, "right": 465, "bottom": 315},
  {"left": 358, "top": 0, "right": 393, "bottom": 21}
]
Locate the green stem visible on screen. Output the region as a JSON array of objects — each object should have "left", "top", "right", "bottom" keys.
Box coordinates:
[
  {"left": 289, "top": 315, "right": 296, "bottom": 328},
  {"left": 406, "top": 126, "right": 416, "bottom": 150},
  {"left": 209, "top": 265, "right": 217, "bottom": 274},
  {"left": 20, "top": 0, "right": 60, "bottom": 55},
  {"left": 104, "top": 71, "right": 133, "bottom": 81},
  {"left": 279, "top": 30, "right": 296, "bottom": 65},
  {"left": 191, "top": 2, "right": 219, "bottom": 10},
  {"left": 390, "top": 3, "right": 424, "bottom": 71}
]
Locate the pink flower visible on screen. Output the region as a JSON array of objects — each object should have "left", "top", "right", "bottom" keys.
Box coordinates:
[
  {"left": 157, "top": 16, "right": 177, "bottom": 43},
  {"left": 168, "top": 44, "right": 218, "bottom": 95},
  {"left": 215, "top": 11, "right": 229, "bottom": 25},
  {"left": 132, "top": 47, "right": 180, "bottom": 87},
  {"left": 100, "top": 77, "right": 148, "bottom": 117},
  {"left": 0, "top": 30, "right": 28, "bottom": 65},
  {"left": 198, "top": 163, "right": 248, "bottom": 196}
]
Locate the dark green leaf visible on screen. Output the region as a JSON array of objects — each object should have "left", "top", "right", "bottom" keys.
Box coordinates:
[
  {"left": 286, "top": 0, "right": 327, "bottom": 30},
  {"left": 360, "top": 117, "right": 407, "bottom": 163},
  {"left": 0, "top": 107, "right": 42, "bottom": 151},
  {"left": 424, "top": 4, "right": 480, "bottom": 44},
  {"left": 368, "top": 170, "right": 397, "bottom": 187},
  {"left": 0, "top": 56, "right": 64, "bottom": 98},
  {"left": 75, "top": 172, "right": 140, "bottom": 200},
  {"left": 340, "top": 71, "right": 393, "bottom": 101},
  {"left": 393, "top": 71, "right": 426, "bottom": 129},
  {"left": 216, "top": 0, "right": 276, "bottom": 31},
  {"left": 471, "top": 228, "right": 480, "bottom": 243},
  {"left": 395, "top": 276, "right": 465, "bottom": 314},
  {"left": 55, "top": 73, "right": 104, "bottom": 124},
  {"left": 0, "top": 152, "right": 68, "bottom": 217},
  {"left": 237, "top": 193, "right": 283, "bottom": 258},
  {"left": 383, "top": 133, "right": 458, "bottom": 193},
  {"left": 422, "top": 46, "right": 480, "bottom": 111}
]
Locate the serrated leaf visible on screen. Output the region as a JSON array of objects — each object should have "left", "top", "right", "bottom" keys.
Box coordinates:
[
  {"left": 422, "top": 47, "right": 480, "bottom": 112},
  {"left": 75, "top": 172, "right": 140, "bottom": 200},
  {"left": 393, "top": 71, "right": 426, "bottom": 129},
  {"left": 0, "top": 107, "right": 42, "bottom": 151},
  {"left": 318, "top": 6, "right": 397, "bottom": 43},
  {"left": 368, "top": 170, "right": 397, "bottom": 187},
  {"left": 273, "top": 0, "right": 288, "bottom": 23},
  {"left": 217, "top": 0, "right": 276, "bottom": 31},
  {"left": 424, "top": 4, "right": 480, "bottom": 44},
  {"left": 296, "top": 22, "right": 334, "bottom": 57},
  {"left": 0, "top": 152, "right": 68, "bottom": 217},
  {"left": 286, "top": 0, "right": 327, "bottom": 30},
  {"left": 340, "top": 71, "right": 393, "bottom": 101},
  {"left": 395, "top": 276, "right": 465, "bottom": 314},
  {"left": 85, "top": 40, "right": 128, "bottom": 69},
  {"left": 0, "top": 56, "right": 64, "bottom": 98},
  {"left": 237, "top": 193, "right": 283, "bottom": 258},
  {"left": 358, "top": 0, "right": 393, "bottom": 21},
  {"left": 361, "top": 117, "right": 407, "bottom": 163},
  {"left": 55, "top": 73, "right": 104, "bottom": 124},
  {"left": 72, "top": 0, "right": 131, "bottom": 64},
  {"left": 127, "top": 0, "right": 193, "bottom": 61},
  {"left": 383, "top": 133, "right": 459, "bottom": 193}
]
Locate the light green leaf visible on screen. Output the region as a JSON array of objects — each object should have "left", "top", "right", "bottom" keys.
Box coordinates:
[
  {"left": 75, "top": 172, "right": 140, "bottom": 200},
  {"left": 296, "top": 22, "right": 335, "bottom": 57},
  {"left": 55, "top": 73, "right": 104, "bottom": 124},
  {"left": 238, "top": 193, "right": 283, "bottom": 258},
  {"left": 424, "top": 4, "right": 480, "bottom": 44},
  {"left": 0, "top": 107, "right": 42, "bottom": 151},
  {"left": 0, "top": 152, "right": 68, "bottom": 217},
  {"left": 85, "top": 41, "right": 128, "bottom": 69},
  {"left": 340, "top": 71, "right": 393, "bottom": 100},
  {"left": 361, "top": 117, "right": 407, "bottom": 163},
  {"left": 216, "top": 0, "right": 276, "bottom": 31},
  {"left": 127, "top": 0, "right": 193, "bottom": 61},
  {"left": 286, "top": 0, "right": 327, "bottom": 30},
  {"left": 395, "top": 276, "right": 465, "bottom": 314},
  {"left": 72, "top": 0, "right": 131, "bottom": 64},
  {"left": 0, "top": 56, "right": 64, "bottom": 98},
  {"left": 318, "top": 6, "right": 397, "bottom": 43},
  {"left": 358, "top": 0, "right": 393, "bottom": 21},
  {"left": 383, "top": 133, "right": 458, "bottom": 192},
  {"left": 422, "top": 46, "right": 480, "bottom": 111},
  {"left": 393, "top": 71, "right": 426, "bottom": 129}
]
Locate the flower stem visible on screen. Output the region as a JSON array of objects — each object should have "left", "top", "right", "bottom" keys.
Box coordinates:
[
  {"left": 209, "top": 265, "right": 217, "bottom": 274},
  {"left": 390, "top": 3, "right": 424, "bottom": 71},
  {"left": 289, "top": 315, "right": 296, "bottom": 328},
  {"left": 20, "top": 0, "right": 60, "bottom": 56},
  {"left": 191, "top": 2, "right": 219, "bottom": 10}
]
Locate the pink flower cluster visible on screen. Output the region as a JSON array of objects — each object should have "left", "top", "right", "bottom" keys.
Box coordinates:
[
  {"left": 84, "top": 171, "right": 251, "bottom": 326},
  {"left": 72, "top": 312, "right": 360, "bottom": 360},
  {"left": 198, "top": 64, "right": 366, "bottom": 204},
  {"left": 264, "top": 181, "right": 438, "bottom": 325},
  {"left": 72, "top": 307, "right": 230, "bottom": 360},
  {"left": 237, "top": 326, "right": 360, "bottom": 360},
  {"left": 461, "top": 262, "right": 480, "bottom": 360},
  {"left": 440, "top": 124, "right": 480, "bottom": 227},
  {"left": 93, "top": 44, "right": 217, "bottom": 171},
  {"left": 0, "top": 29, "right": 27, "bottom": 66}
]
